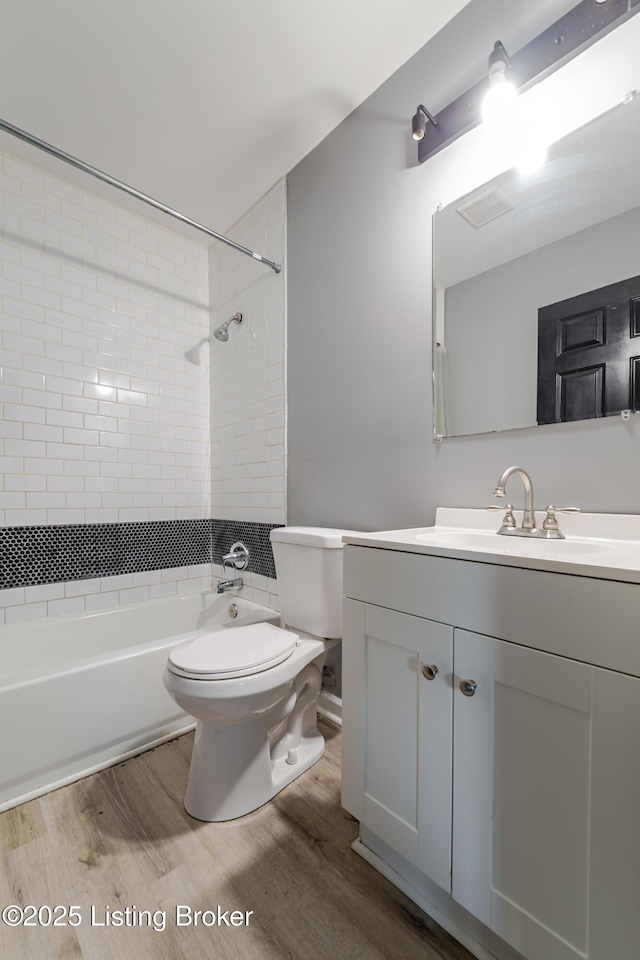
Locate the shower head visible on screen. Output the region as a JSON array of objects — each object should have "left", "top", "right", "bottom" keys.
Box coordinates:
[{"left": 213, "top": 312, "right": 243, "bottom": 342}]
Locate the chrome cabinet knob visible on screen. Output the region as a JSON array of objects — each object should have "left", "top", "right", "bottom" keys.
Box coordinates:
[
  {"left": 421, "top": 664, "right": 438, "bottom": 681},
  {"left": 459, "top": 679, "right": 477, "bottom": 697}
]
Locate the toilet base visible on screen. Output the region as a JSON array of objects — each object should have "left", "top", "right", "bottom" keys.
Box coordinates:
[
  {"left": 183, "top": 659, "right": 326, "bottom": 822},
  {"left": 184, "top": 724, "right": 325, "bottom": 822}
]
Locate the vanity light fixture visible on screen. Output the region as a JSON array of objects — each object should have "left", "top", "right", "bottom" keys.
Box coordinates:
[
  {"left": 412, "top": 0, "right": 639, "bottom": 164},
  {"left": 411, "top": 104, "right": 438, "bottom": 141}
]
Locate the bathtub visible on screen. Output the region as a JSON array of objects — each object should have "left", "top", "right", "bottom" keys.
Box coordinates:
[{"left": 0, "top": 592, "right": 280, "bottom": 812}]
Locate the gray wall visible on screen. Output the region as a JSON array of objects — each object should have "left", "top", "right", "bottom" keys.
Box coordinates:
[{"left": 287, "top": 0, "right": 640, "bottom": 532}]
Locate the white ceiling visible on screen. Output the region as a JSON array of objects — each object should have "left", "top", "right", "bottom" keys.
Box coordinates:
[{"left": 0, "top": 0, "right": 470, "bottom": 243}]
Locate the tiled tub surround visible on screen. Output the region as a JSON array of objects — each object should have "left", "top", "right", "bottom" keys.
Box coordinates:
[
  {"left": 208, "top": 179, "right": 286, "bottom": 527},
  {"left": 0, "top": 150, "right": 211, "bottom": 529},
  {"left": 0, "top": 149, "right": 211, "bottom": 621}
]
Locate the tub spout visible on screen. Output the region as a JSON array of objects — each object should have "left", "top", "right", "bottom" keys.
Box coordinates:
[{"left": 216, "top": 578, "right": 243, "bottom": 594}]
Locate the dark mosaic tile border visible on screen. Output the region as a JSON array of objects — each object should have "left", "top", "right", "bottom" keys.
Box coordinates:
[
  {"left": 0, "top": 519, "right": 283, "bottom": 591},
  {"left": 211, "top": 520, "right": 283, "bottom": 581}
]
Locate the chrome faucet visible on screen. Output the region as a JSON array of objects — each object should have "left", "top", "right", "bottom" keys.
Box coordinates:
[
  {"left": 490, "top": 465, "right": 539, "bottom": 536},
  {"left": 490, "top": 466, "right": 581, "bottom": 538},
  {"left": 216, "top": 541, "right": 249, "bottom": 594},
  {"left": 222, "top": 544, "right": 249, "bottom": 571}
]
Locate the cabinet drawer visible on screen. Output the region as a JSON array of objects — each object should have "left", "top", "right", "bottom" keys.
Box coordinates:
[{"left": 343, "top": 544, "right": 640, "bottom": 676}]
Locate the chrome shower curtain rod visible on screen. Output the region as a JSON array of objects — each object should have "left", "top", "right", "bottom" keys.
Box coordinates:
[{"left": 0, "top": 117, "right": 282, "bottom": 274}]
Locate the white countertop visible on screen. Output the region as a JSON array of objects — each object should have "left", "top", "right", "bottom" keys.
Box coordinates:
[{"left": 343, "top": 508, "right": 640, "bottom": 585}]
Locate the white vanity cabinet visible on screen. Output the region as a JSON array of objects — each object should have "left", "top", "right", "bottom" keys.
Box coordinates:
[
  {"left": 347, "top": 602, "right": 453, "bottom": 891},
  {"left": 341, "top": 542, "right": 640, "bottom": 960}
]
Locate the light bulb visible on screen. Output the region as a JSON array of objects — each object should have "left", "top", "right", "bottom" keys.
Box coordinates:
[{"left": 482, "top": 70, "right": 517, "bottom": 122}]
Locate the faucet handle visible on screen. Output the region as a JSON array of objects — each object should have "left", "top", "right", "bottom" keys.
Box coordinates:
[
  {"left": 485, "top": 503, "right": 516, "bottom": 529},
  {"left": 222, "top": 541, "right": 250, "bottom": 572},
  {"left": 543, "top": 505, "right": 581, "bottom": 533}
]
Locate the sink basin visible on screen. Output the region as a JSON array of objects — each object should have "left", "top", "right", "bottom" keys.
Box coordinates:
[{"left": 415, "top": 529, "right": 612, "bottom": 559}]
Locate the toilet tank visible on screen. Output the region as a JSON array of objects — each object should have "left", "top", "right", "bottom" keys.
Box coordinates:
[{"left": 270, "top": 527, "right": 357, "bottom": 638}]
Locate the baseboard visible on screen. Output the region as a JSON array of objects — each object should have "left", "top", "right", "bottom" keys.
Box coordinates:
[
  {"left": 317, "top": 690, "right": 342, "bottom": 726},
  {"left": 352, "top": 839, "right": 501, "bottom": 960}
]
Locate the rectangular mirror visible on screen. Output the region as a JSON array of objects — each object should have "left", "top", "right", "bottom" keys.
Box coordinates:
[{"left": 432, "top": 94, "right": 640, "bottom": 438}]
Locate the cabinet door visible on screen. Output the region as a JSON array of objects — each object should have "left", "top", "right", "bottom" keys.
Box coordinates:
[
  {"left": 589, "top": 667, "right": 640, "bottom": 960},
  {"left": 453, "top": 630, "right": 594, "bottom": 960},
  {"left": 361, "top": 604, "right": 453, "bottom": 890}
]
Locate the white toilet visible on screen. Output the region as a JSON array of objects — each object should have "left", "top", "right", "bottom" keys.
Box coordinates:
[{"left": 163, "top": 526, "right": 353, "bottom": 822}]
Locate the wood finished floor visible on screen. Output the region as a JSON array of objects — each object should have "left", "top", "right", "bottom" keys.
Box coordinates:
[{"left": 0, "top": 720, "right": 475, "bottom": 960}]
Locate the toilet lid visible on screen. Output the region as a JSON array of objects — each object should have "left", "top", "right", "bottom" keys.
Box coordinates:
[{"left": 167, "top": 622, "right": 298, "bottom": 680}]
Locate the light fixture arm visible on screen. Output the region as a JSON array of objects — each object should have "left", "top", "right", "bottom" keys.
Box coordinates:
[
  {"left": 416, "top": 104, "right": 438, "bottom": 126},
  {"left": 411, "top": 103, "right": 438, "bottom": 141},
  {"left": 488, "top": 40, "right": 512, "bottom": 74}
]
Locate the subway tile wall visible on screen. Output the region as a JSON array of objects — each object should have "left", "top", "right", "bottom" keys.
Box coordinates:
[
  {"left": 0, "top": 150, "right": 212, "bottom": 623},
  {"left": 208, "top": 179, "right": 286, "bottom": 610}
]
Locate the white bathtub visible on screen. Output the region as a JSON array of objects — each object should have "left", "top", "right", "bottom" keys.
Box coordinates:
[{"left": 0, "top": 592, "right": 279, "bottom": 812}]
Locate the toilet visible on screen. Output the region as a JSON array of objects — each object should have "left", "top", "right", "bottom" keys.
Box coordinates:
[{"left": 163, "top": 526, "right": 354, "bottom": 822}]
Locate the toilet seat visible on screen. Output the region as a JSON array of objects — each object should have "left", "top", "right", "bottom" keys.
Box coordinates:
[{"left": 167, "top": 622, "right": 298, "bottom": 680}]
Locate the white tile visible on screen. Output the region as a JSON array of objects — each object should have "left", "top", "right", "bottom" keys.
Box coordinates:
[
  {"left": 150, "top": 581, "right": 177, "bottom": 599},
  {"left": 5, "top": 603, "right": 48, "bottom": 624},
  {"left": 25, "top": 583, "right": 66, "bottom": 603},
  {"left": 5, "top": 509, "right": 47, "bottom": 525},
  {"left": 85, "top": 509, "right": 119, "bottom": 523},
  {"left": 64, "top": 578, "right": 102, "bottom": 597},
  {"left": 23, "top": 491, "right": 65, "bottom": 509},
  {"left": 47, "top": 410, "right": 83, "bottom": 428},
  {"left": 63, "top": 427, "right": 99, "bottom": 445},
  {"left": 3, "top": 369, "right": 45, "bottom": 389},
  {"left": 4, "top": 403, "right": 45, "bottom": 424},
  {"left": 0, "top": 456, "right": 24, "bottom": 474},
  {"left": 0, "top": 588, "right": 26, "bottom": 608},
  {"left": 86, "top": 591, "right": 120, "bottom": 611},
  {"left": 6, "top": 474, "right": 46, "bottom": 492},
  {"left": 132, "top": 570, "right": 162, "bottom": 587},
  {"left": 5, "top": 192, "right": 45, "bottom": 220},
  {"left": 5, "top": 439, "right": 46, "bottom": 458},
  {"left": 47, "top": 597, "right": 87, "bottom": 617},
  {"left": 44, "top": 175, "right": 82, "bottom": 204},
  {"left": 119, "top": 586, "right": 150, "bottom": 604},
  {"left": 46, "top": 509, "right": 86, "bottom": 524},
  {"left": 63, "top": 395, "right": 98, "bottom": 415},
  {"left": 0, "top": 170, "right": 21, "bottom": 194},
  {"left": 5, "top": 156, "right": 44, "bottom": 187}
]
